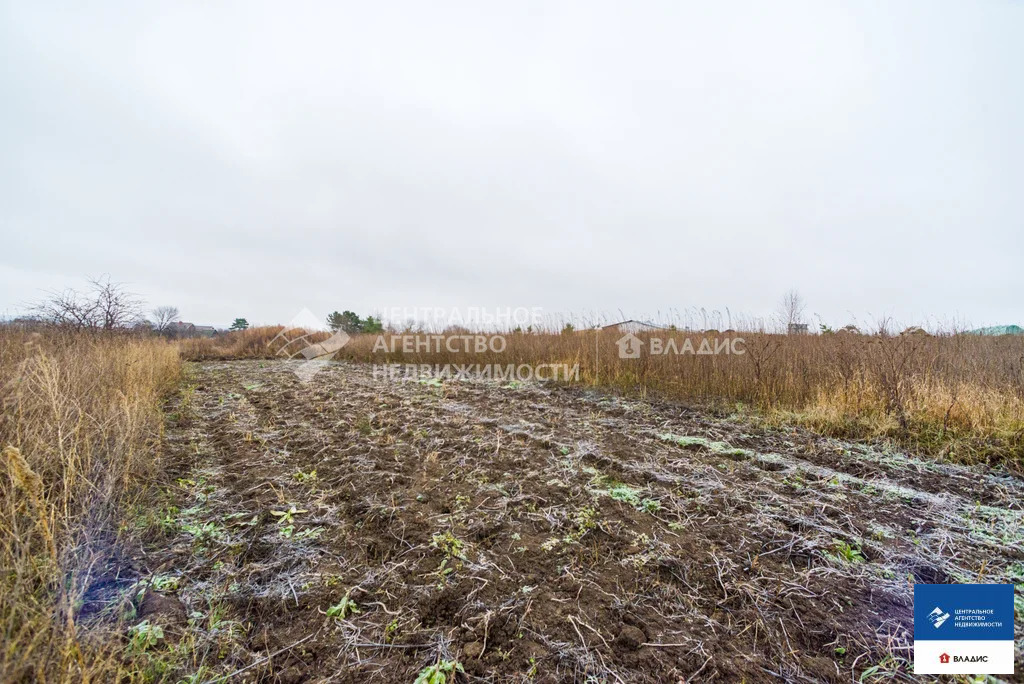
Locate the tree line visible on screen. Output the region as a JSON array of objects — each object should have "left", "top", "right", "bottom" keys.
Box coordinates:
[{"left": 326, "top": 311, "right": 382, "bottom": 334}]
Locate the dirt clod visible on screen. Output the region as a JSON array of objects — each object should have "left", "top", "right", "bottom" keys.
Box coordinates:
[
  {"left": 615, "top": 625, "right": 646, "bottom": 651},
  {"left": 137, "top": 591, "right": 185, "bottom": 624},
  {"left": 463, "top": 640, "right": 484, "bottom": 659}
]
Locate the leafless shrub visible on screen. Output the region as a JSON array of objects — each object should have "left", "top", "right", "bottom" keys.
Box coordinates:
[{"left": 34, "top": 276, "right": 144, "bottom": 331}]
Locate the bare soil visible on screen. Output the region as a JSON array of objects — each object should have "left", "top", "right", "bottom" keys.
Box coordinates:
[{"left": 133, "top": 360, "right": 1024, "bottom": 682}]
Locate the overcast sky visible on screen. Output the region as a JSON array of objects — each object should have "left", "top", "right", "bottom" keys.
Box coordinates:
[{"left": 2, "top": 0, "right": 1021, "bottom": 330}]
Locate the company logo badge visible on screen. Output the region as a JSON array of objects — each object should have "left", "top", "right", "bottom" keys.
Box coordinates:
[
  {"left": 913, "top": 584, "right": 1014, "bottom": 675},
  {"left": 928, "top": 606, "right": 950, "bottom": 628}
]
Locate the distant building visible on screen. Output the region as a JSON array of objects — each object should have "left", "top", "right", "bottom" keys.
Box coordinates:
[
  {"left": 0, "top": 316, "right": 46, "bottom": 330},
  {"left": 787, "top": 323, "right": 809, "bottom": 335},
  {"left": 968, "top": 325, "right": 1023, "bottom": 336},
  {"left": 166, "top": 322, "right": 219, "bottom": 338},
  {"left": 600, "top": 320, "right": 666, "bottom": 333},
  {"left": 165, "top": 322, "right": 195, "bottom": 337}
]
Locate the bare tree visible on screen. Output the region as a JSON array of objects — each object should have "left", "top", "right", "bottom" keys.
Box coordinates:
[
  {"left": 778, "top": 289, "right": 807, "bottom": 333},
  {"left": 34, "top": 276, "right": 144, "bottom": 331},
  {"left": 34, "top": 288, "right": 100, "bottom": 329},
  {"left": 151, "top": 306, "right": 181, "bottom": 333},
  {"left": 92, "top": 277, "right": 143, "bottom": 329}
]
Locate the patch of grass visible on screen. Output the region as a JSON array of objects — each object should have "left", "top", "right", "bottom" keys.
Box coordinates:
[
  {"left": 182, "top": 520, "right": 226, "bottom": 544},
  {"left": 271, "top": 505, "right": 308, "bottom": 525},
  {"left": 133, "top": 501, "right": 183, "bottom": 537},
  {"left": 294, "top": 526, "right": 324, "bottom": 541},
  {"left": 177, "top": 666, "right": 214, "bottom": 684},
  {"left": 782, "top": 473, "right": 806, "bottom": 490},
  {"left": 159, "top": 507, "right": 181, "bottom": 534},
  {"left": 597, "top": 478, "right": 662, "bottom": 515},
  {"left": 608, "top": 482, "right": 642, "bottom": 506},
  {"left": 659, "top": 433, "right": 713, "bottom": 449},
  {"left": 197, "top": 602, "right": 244, "bottom": 637},
  {"left": 563, "top": 506, "right": 599, "bottom": 543},
  {"left": 293, "top": 469, "right": 318, "bottom": 484},
  {"left": 860, "top": 482, "right": 882, "bottom": 497},
  {"left": 430, "top": 531, "right": 467, "bottom": 582},
  {"left": 150, "top": 574, "right": 180, "bottom": 593},
  {"left": 432, "top": 530, "right": 466, "bottom": 560},
  {"left": 857, "top": 655, "right": 907, "bottom": 682},
  {"left": 384, "top": 618, "right": 399, "bottom": 643},
  {"left": 127, "top": 620, "right": 165, "bottom": 653},
  {"left": 639, "top": 498, "right": 661, "bottom": 513},
  {"left": 326, "top": 591, "right": 361, "bottom": 620},
  {"left": 415, "top": 659, "right": 465, "bottom": 684},
  {"left": 869, "top": 525, "right": 893, "bottom": 541},
  {"left": 658, "top": 433, "right": 746, "bottom": 456},
  {"left": 827, "top": 539, "right": 867, "bottom": 564},
  {"left": 355, "top": 415, "right": 374, "bottom": 434}
]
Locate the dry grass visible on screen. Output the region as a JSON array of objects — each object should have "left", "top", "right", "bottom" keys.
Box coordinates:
[
  {"left": 177, "top": 326, "right": 295, "bottom": 361},
  {"left": 1, "top": 323, "right": 1016, "bottom": 681},
  {"left": 340, "top": 328, "right": 1024, "bottom": 467},
  {"left": 0, "top": 330, "right": 181, "bottom": 682},
  {"left": 183, "top": 325, "right": 1024, "bottom": 466}
]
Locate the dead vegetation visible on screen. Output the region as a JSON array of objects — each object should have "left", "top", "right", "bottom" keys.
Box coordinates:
[
  {"left": 340, "top": 326, "right": 1024, "bottom": 468},
  {"left": 128, "top": 360, "right": 1023, "bottom": 681},
  {"left": 4, "top": 323, "right": 1019, "bottom": 682},
  {"left": 0, "top": 329, "right": 181, "bottom": 682},
  {"left": 184, "top": 324, "right": 1024, "bottom": 469}
]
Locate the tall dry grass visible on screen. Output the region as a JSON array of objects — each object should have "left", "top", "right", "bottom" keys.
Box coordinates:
[
  {"left": 177, "top": 326, "right": 305, "bottom": 361},
  {"left": 182, "top": 325, "right": 1024, "bottom": 466},
  {"left": 338, "top": 328, "right": 1024, "bottom": 466},
  {"left": 0, "top": 330, "right": 181, "bottom": 682}
]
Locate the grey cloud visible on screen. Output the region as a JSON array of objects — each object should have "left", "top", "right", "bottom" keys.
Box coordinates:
[{"left": 2, "top": 0, "right": 1021, "bottom": 328}]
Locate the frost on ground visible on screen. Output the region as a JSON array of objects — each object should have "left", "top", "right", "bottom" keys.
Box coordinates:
[{"left": 130, "top": 360, "right": 1023, "bottom": 682}]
